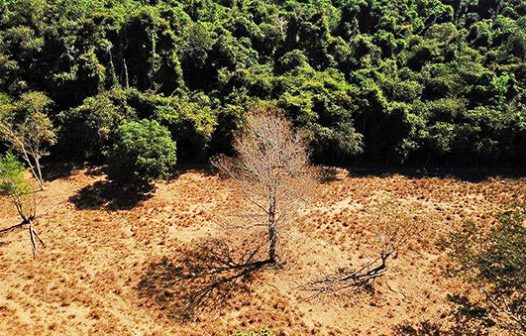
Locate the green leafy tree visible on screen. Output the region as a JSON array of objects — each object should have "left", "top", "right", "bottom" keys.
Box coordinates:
[
  {"left": 107, "top": 119, "right": 176, "bottom": 186},
  {"left": 58, "top": 88, "right": 135, "bottom": 160},
  {"left": 153, "top": 94, "right": 217, "bottom": 162}
]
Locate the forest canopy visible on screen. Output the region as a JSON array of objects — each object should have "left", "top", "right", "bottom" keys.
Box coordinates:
[{"left": 1, "top": 0, "right": 525, "bottom": 166}]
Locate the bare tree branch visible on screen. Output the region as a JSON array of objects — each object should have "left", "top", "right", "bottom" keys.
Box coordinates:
[{"left": 212, "top": 108, "right": 316, "bottom": 264}]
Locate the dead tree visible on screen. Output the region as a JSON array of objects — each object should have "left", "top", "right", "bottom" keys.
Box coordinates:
[
  {"left": 301, "top": 249, "right": 395, "bottom": 299},
  {"left": 213, "top": 108, "right": 315, "bottom": 264},
  {"left": 138, "top": 109, "right": 315, "bottom": 319}
]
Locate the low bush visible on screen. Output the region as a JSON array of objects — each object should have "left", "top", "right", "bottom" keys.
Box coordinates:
[{"left": 107, "top": 120, "right": 176, "bottom": 186}]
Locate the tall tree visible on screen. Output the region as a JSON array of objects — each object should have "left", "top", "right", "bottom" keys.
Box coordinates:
[{"left": 214, "top": 108, "right": 315, "bottom": 263}]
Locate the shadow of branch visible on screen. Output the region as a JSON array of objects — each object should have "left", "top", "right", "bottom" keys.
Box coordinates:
[
  {"left": 300, "top": 250, "right": 395, "bottom": 300},
  {"left": 137, "top": 238, "right": 271, "bottom": 320}
]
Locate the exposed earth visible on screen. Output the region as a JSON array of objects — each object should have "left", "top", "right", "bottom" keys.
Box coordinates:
[{"left": 1, "top": 166, "right": 524, "bottom": 335}]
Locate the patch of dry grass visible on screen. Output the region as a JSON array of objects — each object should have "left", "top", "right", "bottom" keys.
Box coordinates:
[{"left": 0, "top": 168, "right": 524, "bottom": 335}]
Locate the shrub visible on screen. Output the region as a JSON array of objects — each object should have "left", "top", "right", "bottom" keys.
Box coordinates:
[
  {"left": 107, "top": 120, "right": 176, "bottom": 186},
  {"left": 0, "top": 152, "right": 31, "bottom": 200},
  {"left": 445, "top": 207, "right": 526, "bottom": 333},
  {"left": 152, "top": 92, "right": 217, "bottom": 162}
]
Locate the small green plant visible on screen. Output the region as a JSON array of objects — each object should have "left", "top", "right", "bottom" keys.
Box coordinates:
[
  {"left": 0, "top": 152, "right": 44, "bottom": 257},
  {"left": 229, "top": 328, "right": 275, "bottom": 336},
  {"left": 0, "top": 152, "right": 32, "bottom": 204},
  {"left": 107, "top": 120, "right": 177, "bottom": 186}
]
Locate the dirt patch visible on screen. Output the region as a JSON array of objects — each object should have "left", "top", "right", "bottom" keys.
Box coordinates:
[{"left": 0, "top": 168, "right": 524, "bottom": 335}]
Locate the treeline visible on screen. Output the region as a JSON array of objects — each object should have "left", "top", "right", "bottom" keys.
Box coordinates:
[{"left": 1, "top": 0, "right": 526, "bottom": 166}]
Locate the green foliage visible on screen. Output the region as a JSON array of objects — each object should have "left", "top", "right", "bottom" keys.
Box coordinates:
[
  {"left": 276, "top": 66, "right": 363, "bottom": 161},
  {"left": 153, "top": 93, "right": 217, "bottom": 161},
  {"left": 58, "top": 88, "right": 135, "bottom": 160},
  {"left": 478, "top": 211, "right": 526, "bottom": 291},
  {"left": 1, "top": 0, "right": 526, "bottom": 165},
  {"left": 0, "top": 152, "right": 31, "bottom": 197},
  {"left": 0, "top": 91, "right": 56, "bottom": 159},
  {"left": 120, "top": 89, "right": 217, "bottom": 161},
  {"left": 107, "top": 119, "right": 176, "bottom": 186},
  {"left": 0, "top": 152, "right": 33, "bottom": 218}
]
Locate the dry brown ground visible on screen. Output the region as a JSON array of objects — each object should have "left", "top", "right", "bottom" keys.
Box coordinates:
[{"left": 1, "top": 167, "right": 525, "bottom": 335}]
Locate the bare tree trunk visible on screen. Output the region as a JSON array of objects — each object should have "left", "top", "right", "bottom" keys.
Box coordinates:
[
  {"left": 123, "top": 58, "right": 130, "bottom": 89},
  {"left": 21, "top": 149, "right": 44, "bottom": 191},
  {"left": 33, "top": 153, "right": 44, "bottom": 191},
  {"left": 268, "top": 192, "right": 277, "bottom": 263},
  {"left": 107, "top": 46, "right": 117, "bottom": 86},
  {"left": 268, "top": 224, "right": 277, "bottom": 263},
  {"left": 27, "top": 219, "right": 44, "bottom": 258},
  {"left": 28, "top": 220, "right": 37, "bottom": 258},
  {"left": 149, "top": 27, "right": 158, "bottom": 90}
]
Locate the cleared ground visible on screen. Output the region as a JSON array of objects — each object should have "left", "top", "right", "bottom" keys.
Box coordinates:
[{"left": 1, "top": 167, "right": 524, "bottom": 335}]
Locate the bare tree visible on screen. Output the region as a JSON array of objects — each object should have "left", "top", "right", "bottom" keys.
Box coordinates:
[
  {"left": 137, "top": 109, "right": 315, "bottom": 319},
  {"left": 0, "top": 92, "right": 56, "bottom": 190},
  {"left": 213, "top": 108, "right": 316, "bottom": 264}
]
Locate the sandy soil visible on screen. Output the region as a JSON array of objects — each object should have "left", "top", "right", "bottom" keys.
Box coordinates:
[{"left": 1, "top": 167, "right": 524, "bottom": 335}]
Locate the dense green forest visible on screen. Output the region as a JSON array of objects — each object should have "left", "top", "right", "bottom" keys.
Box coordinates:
[{"left": 1, "top": 0, "right": 525, "bottom": 166}]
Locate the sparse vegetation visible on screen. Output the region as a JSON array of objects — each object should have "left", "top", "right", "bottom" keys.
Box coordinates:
[
  {"left": 302, "top": 193, "right": 436, "bottom": 298},
  {"left": 1, "top": 162, "right": 525, "bottom": 334},
  {"left": 445, "top": 207, "right": 526, "bottom": 334}
]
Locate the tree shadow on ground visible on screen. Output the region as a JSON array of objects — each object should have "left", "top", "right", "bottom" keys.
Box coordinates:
[
  {"left": 42, "top": 161, "right": 107, "bottom": 182},
  {"left": 69, "top": 180, "right": 155, "bottom": 211},
  {"left": 166, "top": 163, "right": 216, "bottom": 181},
  {"left": 137, "top": 238, "right": 270, "bottom": 320},
  {"left": 445, "top": 294, "right": 495, "bottom": 334},
  {"left": 41, "top": 161, "right": 78, "bottom": 182},
  {"left": 394, "top": 294, "right": 495, "bottom": 335}
]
